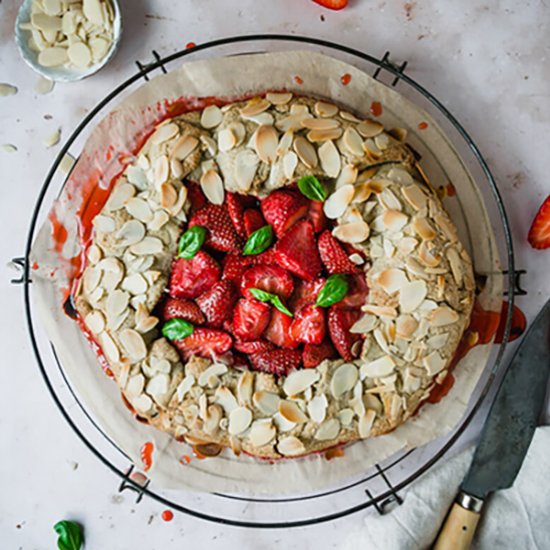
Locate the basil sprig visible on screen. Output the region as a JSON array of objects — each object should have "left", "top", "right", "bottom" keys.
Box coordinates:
[
  {"left": 162, "top": 318, "right": 194, "bottom": 341},
  {"left": 316, "top": 274, "right": 349, "bottom": 307},
  {"left": 298, "top": 175, "right": 328, "bottom": 202},
  {"left": 178, "top": 226, "right": 207, "bottom": 259},
  {"left": 243, "top": 225, "right": 274, "bottom": 256},
  {"left": 249, "top": 288, "right": 293, "bottom": 317},
  {"left": 54, "top": 520, "right": 83, "bottom": 550}
]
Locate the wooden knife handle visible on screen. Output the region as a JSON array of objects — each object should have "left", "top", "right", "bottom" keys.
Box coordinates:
[{"left": 433, "top": 492, "right": 484, "bottom": 550}]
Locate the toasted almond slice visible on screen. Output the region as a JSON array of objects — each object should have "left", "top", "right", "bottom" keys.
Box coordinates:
[
  {"left": 412, "top": 217, "right": 436, "bottom": 240},
  {"left": 151, "top": 123, "right": 179, "bottom": 145},
  {"left": 358, "top": 409, "right": 376, "bottom": 438},
  {"left": 318, "top": 140, "right": 341, "bottom": 178},
  {"left": 332, "top": 221, "right": 369, "bottom": 243},
  {"left": 217, "top": 127, "right": 236, "bottom": 152},
  {"left": 282, "top": 151, "right": 298, "bottom": 180},
  {"left": 148, "top": 210, "right": 170, "bottom": 231},
  {"left": 277, "top": 435, "right": 305, "bottom": 457},
  {"left": 379, "top": 188, "right": 402, "bottom": 211},
  {"left": 117, "top": 220, "right": 146, "bottom": 246},
  {"left": 200, "top": 169, "right": 224, "bottom": 205},
  {"left": 349, "top": 252, "right": 364, "bottom": 265},
  {"left": 215, "top": 386, "right": 238, "bottom": 414},
  {"left": 119, "top": 329, "right": 147, "bottom": 360},
  {"left": 423, "top": 350, "right": 446, "bottom": 376},
  {"left": 198, "top": 363, "right": 228, "bottom": 387},
  {"left": 433, "top": 213, "right": 458, "bottom": 242},
  {"left": 315, "top": 101, "right": 338, "bottom": 118},
  {"left": 375, "top": 134, "right": 390, "bottom": 150},
  {"left": 84, "top": 310, "right": 105, "bottom": 334},
  {"left": 331, "top": 363, "right": 359, "bottom": 398},
  {"left": 335, "top": 164, "right": 358, "bottom": 187},
  {"left": 254, "top": 125, "right": 278, "bottom": 164},
  {"left": 253, "top": 390, "right": 281, "bottom": 415},
  {"left": 339, "top": 111, "right": 361, "bottom": 123},
  {"left": 135, "top": 315, "right": 159, "bottom": 334},
  {"left": 86, "top": 244, "right": 102, "bottom": 265},
  {"left": 324, "top": 184, "right": 354, "bottom": 219},
  {"left": 276, "top": 130, "right": 294, "bottom": 156},
  {"left": 399, "top": 280, "right": 428, "bottom": 313},
  {"left": 237, "top": 371, "right": 254, "bottom": 406},
  {"left": 203, "top": 404, "right": 223, "bottom": 435},
  {"left": 172, "top": 134, "right": 199, "bottom": 160},
  {"left": 429, "top": 306, "right": 460, "bottom": 326},
  {"left": 381, "top": 210, "right": 408, "bottom": 232},
  {"left": 307, "top": 127, "right": 343, "bottom": 143},
  {"left": 377, "top": 268, "right": 409, "bottom": 294},
  {"left": 153, "top": 155, "right": 169, "bottom": 187},
  {"left": 121, "top": 273, "right": 148, "bottom": 295},
  {"left": 357, "top": 119, "right": 384, "bottom": 138},
  {"left": 426, "top": 333, "right": 450, "bottom": 350},
  {"left": 339, "top": 408, "right": 354, "bottom": 426},
  {"left": 314, "top": 418, "right": 340, "bottom": 441},
  {"left": 228, "top": 406, "right": 252, "bottom": 435},
  {"left": 105, "top": 289, "right": 129, "bottom": 318},
  {"left": 130, "top": 236, "right": 163, "bottom": 255},
  {"left": 126, "top": 374, "right": 145, "bottom": 398},
  {"left": 350, "top": 314, "right": 378, "bottom": 334},
  {"left": 361, "top": 304, "right": 398, "bottom": 318},
  {"left": 446, "top": 247, "right": 463, "bottom": 286},
  {"left": 125, "top": 198, "right": 153, "bottom": 223},
  {"left": 176, "top": 375, "right": 195, "bottom": 400},
  {"left": 98, "top": 331, "right": 120, "bottom": 363},
  {"left": 395, "top": 314, "right": 418, "bottom": 339},
  {"left": 200, "top": 105, "right": 223, "bottom": 129},
  {"left": 397, "top": 237, "right": 418, "bottom": 256},
  {"left": 363, "top": 138, "right": 382, "bottom": 159},
  {"left": 240, "top": 97, "right": 270, "bottom": 117},
  {"left": 342, "top": 127, "right": 364, "bottom": 157},
  {"left": 249, "top": 419, "right": 276, "bottom": 447},
  {"left": 301, "top": 117, "right": 340, "bottom": 130},
  {"left": 293, "top": 136, "right": 318, "bottom": 169},
  {"left": 234, "top": 150, "right": 259, "bottom": 191},
  {"left": 279, "top": 400, "right": 308, "bottom": 423},
  {"left": 283, "top": 370, "right": 320, "bottom": 397},
  {"left": 401, "top": 184, "right": 427, "bottom": 210},
  {"left": 266, "top": 91, "right": 293, "bottom": 105},
  {"left": 360, "top": 355, "right": 395, "bottom": 380},
  {"left": 307, "top": 394, "right": 328, "bottom": 423},
  {"left": 418, "top": 241, "right": 441, "bottom": 267},
  {"left": 147, "top": 373, "right": 170, "bottom": 400}
]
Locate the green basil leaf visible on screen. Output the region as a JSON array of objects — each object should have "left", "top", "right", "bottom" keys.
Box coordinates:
[
  {"left": 243, "top": 225, "right": 274, "bottom": 256},
  {"left": 298, "top": 175, "right": 328, "bottom": 202},
  {"left": 162, "top": 318, "right": 194, "bottom": 341},
  {"left": 54, "top": 520, "right": 83, "bottom": 550},
  {"left": 316, "top": 274, "right": 349, "bottom": 307},
  {"left": 178, "top": 226, "right": 207, "bottom": 259},
  {"left": 249, "top": 288, "right": 293, "bottom": 317}
]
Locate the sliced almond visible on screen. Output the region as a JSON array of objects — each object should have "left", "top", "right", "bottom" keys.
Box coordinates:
[
  {"left": 377, "top": 268, "right": 409, "bottom": 294},
  {"left": 397, "top": 237, "right": 418, "bottom": 256},
  {"left": 361, "top": 304, "right": 398, "bottom": 318},
  {"left": 86, "top": 244, "right": 102, "bottom": 265},
  {"left": 307, "top": 127, "right": 343, "bottom": 143},
  {"left": 335, "top": 164, "right": 358, "bottom": 187},
  {"left": 176, "top": 374, "right": 195, "bottom": 401},
  {"left": 323, "top": 184, "right": 354, "bottom": 219},
  {"left": 427, "top": 333, "right": 450, "bottom": 350},
  {"left": 93, "top": 214, "right": 116, "bottom": 233},
  {"left": 98, "top": 331, "right": 120, "bottom": 363},
  {"left": 446, "top": 247, "right": 463, "bottom": 286},
  {"left": 293, "top": 136, "right": 318, "bottom": 169},
  {"left": 126, "top": 374, "right": 145, "bottom": 398},
  {"left": 279, "top": 400, "right": 308, "bottom": 423},
  {"left": 433, "top": 213, "right": 458, "bottom": 242},
  {"left": 121, "top": 273, "right": 148, "bottom": 295},
  {"left": 283, "top": 369, "right": 320, "bottom": 397},
  {"left": 148, "top": 210, "right": 170, "bottom": 231},
  {"left": 412, "top": 217, "right": 436, "bottom": 240},
  {"left": 381, "top": 210, "right": 408, "bottom": 232},
  {"left": 339, "top": 111, "right": 361, "bottom": 122},
  {"left": 237, "top": 371, "right": 254, "bottom": 406},
  {"left": 277, "top": 436, "right": 305, "bottom": 457},
  {"left": 253, "top": 390, "right": 280, "bottom": 415},
  {"left": 116, "top": 220, "right": 145, "bottom": 246},
  {"left": 350, "top": 314, "right": 378, "bottom": 334},
  {"left": 339, "top": 408, "right": 354, "bottom": 426},
  {"left": 360, "top": 355, "right": 395, "bottom": 379},
  {"left": 130, "top": 237, "right": 163, "bottom": 255},
  {"left": 203, "top": 405, "right": 223, "bottom": 435},
  {"left": 240, "top": 97, "right": 270, "bottom": 117},
  {"left": 356, "top": 119, "right": 384, "bottom": 138},
  {"left": 301, "top": 117, "right": 340, "bottom": 130},
  {"left": 153, "top": 155, "right": 169, "bottom": 187},
  {"left": 234, "top": 150, "right": 259, "bottom": 191},
  {"left": 217, "top": 127, "right": 236, "bottom": 152},
  {"left": 273, "top": 412, "right": 296, "bottom": 433},
  {"left": 276, "top": 130, "right": 294, "bottom": 156},
  {"left": 200, "top": 169, "right": 225, "bottom": 205},
  {"left": 402, "top": 184, "right": 427, "bottom": 210},
  {"left": 358, "top": 410, "right": 376, "bottom": 438},
  {"left": 215, "top": 386, "right": 238, "bottom": 414},
  {"left": 423, "top": 350, "right": 446, "bottom": 376},
  {"left": 228, "top": 406, "right": 252, "bottom": 435},
  {"left": 146, "top": 373, "right": 169, "bottom": 400},
  {"left": 84, "top": 310, "right": 105, "bottom": 334},
  {"left": 151, "top": 123, "right": 179, "bottom": 145},
  {"left": 418, "top": 241, "right": 441, "bottom": 267},
  {"left": 307, "top": 394, "right": 328, "bottom": 423},
  {"left": 105, "top": 289, "right": 129, "bottom": 318},
  {"left": 429, "top": 306, "right": 460, "bottom": 326},
  {"left": 266, "top": 92, "right": 293, "bottom": 105},
  {"left": 342, "top": 127, "right": 364, "bottom": 157},
  {"left": 332, "top": 221, "right": 369, "bottom": 243},
  {"left": 282, "top": 151, "right": 298, "bottom": 180},
  {"left": 314, "top": 418, "right": 340, "bottom": 441},
  {"left": 379, "top": 188, "right": 402, "bottom": 211},
  {"left": 314, "top": 101, "right": 338, "bottom": 118},
  {"left": 331, "top": 363, "right": 359, "bottom": 398},
  {"left": 38, "top": 46, "right": 68, "bottom": 67},
  {"left": 395, "top": 314, "right": 418, "bottom": 339},
  {"left": 125, "top": 198, "right": 153, "bottom": 223},
  {"left": 254, "top": 125, "right": 278, "bottom": 164},
  {"left": 249, "top": 419, "right": 276, "bottom": 447},
  {"left": 119, "top": 329, "right": 147, "bottom": 360},
  {"left": 200, "top": 135, "right": 218, "bottom": 157},
  {"left": 318, "top": 140, "right": 341, "bottom": 178},
  {"left": 198, "top": 363, "right": 228, "bottom": 387},
  {"left": 399, "top": 280, "right": 428, "bottom": 313},
  {"left": 200, "top": 105, "right": 223, "bottom": 129},
  {"left": 172, "top": 134, "right": 198, "bottom": 160}
]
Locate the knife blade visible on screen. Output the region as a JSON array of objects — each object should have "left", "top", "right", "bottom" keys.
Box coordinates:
[{"left": 434, "top": 298, "right": 550, "bottom": 550}]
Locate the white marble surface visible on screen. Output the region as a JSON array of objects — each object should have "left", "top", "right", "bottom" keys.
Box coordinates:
[{"left": 1, "top": 0, "right": 549, "bottom": 548}]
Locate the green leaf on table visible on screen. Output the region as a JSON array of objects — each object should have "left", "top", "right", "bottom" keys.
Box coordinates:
[
  {"left": 297, "top": 175, "right": 328, "bottom": 202},
  {"left": 53, "top": 520, "right": 83, "bottom": 550},
  {"left": 162, "top": 318, "right": 194, "bottom": 341},
  {"left": 243, "top": 225, "right": 274, "bottom": 256},
  {"left": 178, "top": 226, "right": 207, "bottom": 259},
  {"left": 315, "top": 274, "right": 349, "bottom": 307},
  {"left": 249, "top": 288, "right": 293, "bottom": 317}
]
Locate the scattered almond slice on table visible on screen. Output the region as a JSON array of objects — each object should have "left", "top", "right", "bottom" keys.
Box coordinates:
[
  {"left": 43, "top": 127, "right": 61, "bottom": 148},
  {"left": 0, "top": 83, "right": 18, "bottom": 97}
]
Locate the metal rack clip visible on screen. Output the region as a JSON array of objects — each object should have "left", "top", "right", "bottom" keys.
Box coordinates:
[
  {"left": 372, "top": 51, "right": 408, "bottom": 87},
  {"left": 135, "top": 50, "right": 168, "bottom": 82},
  {"left": 117, "top": 465, "right": 151, "bottom": 503},
  {"left": 9, "top": 257, "right": 30, "bottom": 285},
  {"left": 503, "top": 269, "right": 527, "bottom": 297},
  {"left": 365, "top": 464, "right": 404, "bottom": 514}
]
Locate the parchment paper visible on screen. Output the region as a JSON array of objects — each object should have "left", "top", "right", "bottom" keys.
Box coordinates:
[{"left": 30, "top": 51, "right": 502, "bottom": 495}]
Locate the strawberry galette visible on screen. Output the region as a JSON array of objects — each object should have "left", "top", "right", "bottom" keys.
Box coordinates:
[{"left": 75, "top": 93, "right": 475, "bottom": 459}]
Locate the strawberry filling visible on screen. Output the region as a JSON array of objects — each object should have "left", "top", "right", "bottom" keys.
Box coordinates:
[{"left": 158, "top": 185, "right": 369, "bottom": 375}]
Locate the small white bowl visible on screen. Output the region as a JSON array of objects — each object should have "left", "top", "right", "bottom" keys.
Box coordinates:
[{"left": 14, "top": 0, "right": 122, "bottom": 82}]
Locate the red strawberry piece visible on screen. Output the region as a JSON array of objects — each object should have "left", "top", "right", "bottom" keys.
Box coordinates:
[
  {"left": 222, "top": 253, "right": 254, "bottom": 283},
  {"left": 303, "top": 340, "right": 337, "bottom": 368},
  {"left": 265, "top": 309, "right": 300, "bottom": 349},
  {"left": 186, "top": 181, "right": 207, "bottom": 213},
  {"left": 328, "top": 308, "right": 362, "bottom": 361},
  {"left": 290, "top": 277, "right": 326, "bottom": 311},
  {"left": 318, "top": 230, "right": 360, "bottom": 274},
  {"left": 290, "top": 305, "right": 327, "bottom": 344},
  {"left": 161, "top": 297, "right": 205, "bottom": 324},
  {"left": 335, "top": 274, "right": 369, "bottom": 309},
  {"left": 169, "top": 251, "right": 221, "bottom": 299},
  {"left": 172, "top": 328, "right": 232, "bottom": 359},
  {"left": 249, "top": 349, "right": 302, "bottom": 376},
  {"left": 528, "top": 195, "right": 550, "bottom": 249},
  {"left": 195, "top": 280, "right": 238, "bottom": 328},
  {"left": 260, "top": 189, "right": 309, "bottom": 237},
  {"left": 225, "top": 192, "right": 256, "bottom": 238},
  {"left": 243, "top": 209, "right": 266, "bottom": 236},
  {"left": 274, "top": 220, "right": 322, "bottom": 280},
  {"left": 189, "top": 204, "right": 242, "bottom": 253},
  {"left": 252, "top": 247, "right": 277, "bottom": 265},
  {"left": 232, "top": 298, "right": 272, "bottom": 341},
  {"left": 234, "top": 339, "right": 275, "bottom": 354},
  {"left": 306, "top": 200, "right": 327, "bottom": 233},
  {"left": 241, "top": 265, "right": 294, "bottom": 299},
  {"left": 312, "top": 0, "right": 348, "bottom": 10}
]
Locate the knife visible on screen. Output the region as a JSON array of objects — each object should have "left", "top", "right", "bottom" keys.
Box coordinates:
[{"left": 433, "top": 298, "right": 550, "bottom": 550}]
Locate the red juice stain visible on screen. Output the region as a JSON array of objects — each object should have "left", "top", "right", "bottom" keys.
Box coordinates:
[
  {"left": 179, "top": 455, "right": 192, "bottom": 465},
  {"left": 446, "top": 182, "right": 456, "bottom": 197},
  {"left": 161, "top": 510, "right": 174, "bottom": 522},
  {"left": 294, "top": 75, "right": 304, "bottom": 85},
  {"left": 370, "top": 101, "right": 383, "bottom": 117},
  {"left": 341, "top": 73, "right": 352, "bottom": 86},
  {"left": 418, "top": 121, "right": 428, "bottom": 130},
  {"left": 140, "top": 442, "right": 154, "bottom": 472},
  {"left": 192, "top": 443, "right": 222, "bottom": 459},
  {"left": 32, "top": 261, "right": 39, "bottom": 270},
  {"left": 325, "top": 447, "right": 345, "bottom": 460},
  {"left": 495, "top": 301, "right": 526, "bottom": 343},
  {"left": 186, "top": 42, "right": 196, "bottom": 49}
]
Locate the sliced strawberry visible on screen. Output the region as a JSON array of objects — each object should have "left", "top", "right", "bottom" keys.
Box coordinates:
[
  {"left": 274, "top": 220, "right": 321, "bottom": 280},
  {"left": 186, "top": 181, "right": 207, "bottom": 213},
  {"left": 528, "top": 195, "right": 550, "bottom": 249},
  {"left": 243, "top": 209, "right": 266, "bottom": 237},
  {"left": 172, "top": 328, "right": 232, "bottom": 359},
  {"left": 249, "top": 349, "right": 302, "bottom": 376},
  {"left": 290, "top": 277, "right": 326, "bottom": 311},
  {"left": 169, "top": 251, "right": 221, "bottom": 299},
  {"left": 189, "top": 204, "right": 242, "bottom": 253},
  {"left": 195, "top": 280, "right": 238, "bottom": 328},
  {"left": 306, "top": 200, "right": 327, "bottom": 233},
  {"left": 303, "top": 340, "right": 337, "bottom": 368},
  {"left": 328, "top": 308, "right": 362, "bottom": 361},
  {"left": 265, "top": 309, "right": 300, "bottom": 349},
  {"left": 290, "top": 305, "right": 326, "bottom": 344},
  {"left": 261, "top": 189, "right": 309, "bottom": 237},
  {"left": 241, "top": 265, "right": 294, "bottom": 299},
  {"left": 335, "top": 274, "right": 369, "bottom": 309},
  {"left": 161, "top": 297, "right": 205, "bottom": 324},
  {"left": 226, "top": 192, "right": 256, "bottom": 238},
  {"left": 312, "top": 0, "right": 348, "bottom": 10},
  {"left": 253, "top": 247, "right": 277, "bottom": 265},
  {"left": 222, "top": 253, "right": 254, "bottom": 283},
  {"left": 234, "top": 339, "right": 275, "bottom": 354},
  {"left": 318, "top": 230, "right": 360, "bottom": 274},
  {"left": 232, "top": 298, "right": 272, "bottom": 341}
]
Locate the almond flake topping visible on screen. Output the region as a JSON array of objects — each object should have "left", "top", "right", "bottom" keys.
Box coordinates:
[
  {"left": 331, "top": 363, "right": 359, "bottom": 398},
  {"left": 200, "top": 169, "right": 225, "bottom": 205},
  {"left": 315, "top": 101, "right": 339, "bottom": 117},
  {"left": 324, "top": 184, "right": 354, "bottom": 219},
  {"left": 314, "top": 418, "right": 340, "bottom": 441},
  {"left": 254, "top": 125, "right": 279, "bottom": 164},
  {"left": 399, "top": 280, "right": 428, "bottom": 313},
  {"left": 283, "top": 369, "right": 320, "bottom": 397},
  {"left": 200, "top": 105, "right": 223, "bottom": 129},
  {"left": 279, "top": 400, "right": 308, "bottom": 423},
  {"left": 318, "top": 140, "right": 341, "bottom": 178},
  {"left": 266, "top": 92, "right": 293, "bottom": 105},
  {"left": 360, "top": 355, "right": 396, "bottom": 379},
  {"left": 277, "top": 436, "right": 305, "bottom": 457},
  {"left": 293, "top": 136, "right": 318, "bottom": 169}
]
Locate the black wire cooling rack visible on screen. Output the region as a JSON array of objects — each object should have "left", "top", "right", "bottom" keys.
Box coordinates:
[{"left": 11, "top": 35, "right": 523, "bottom": 528}]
